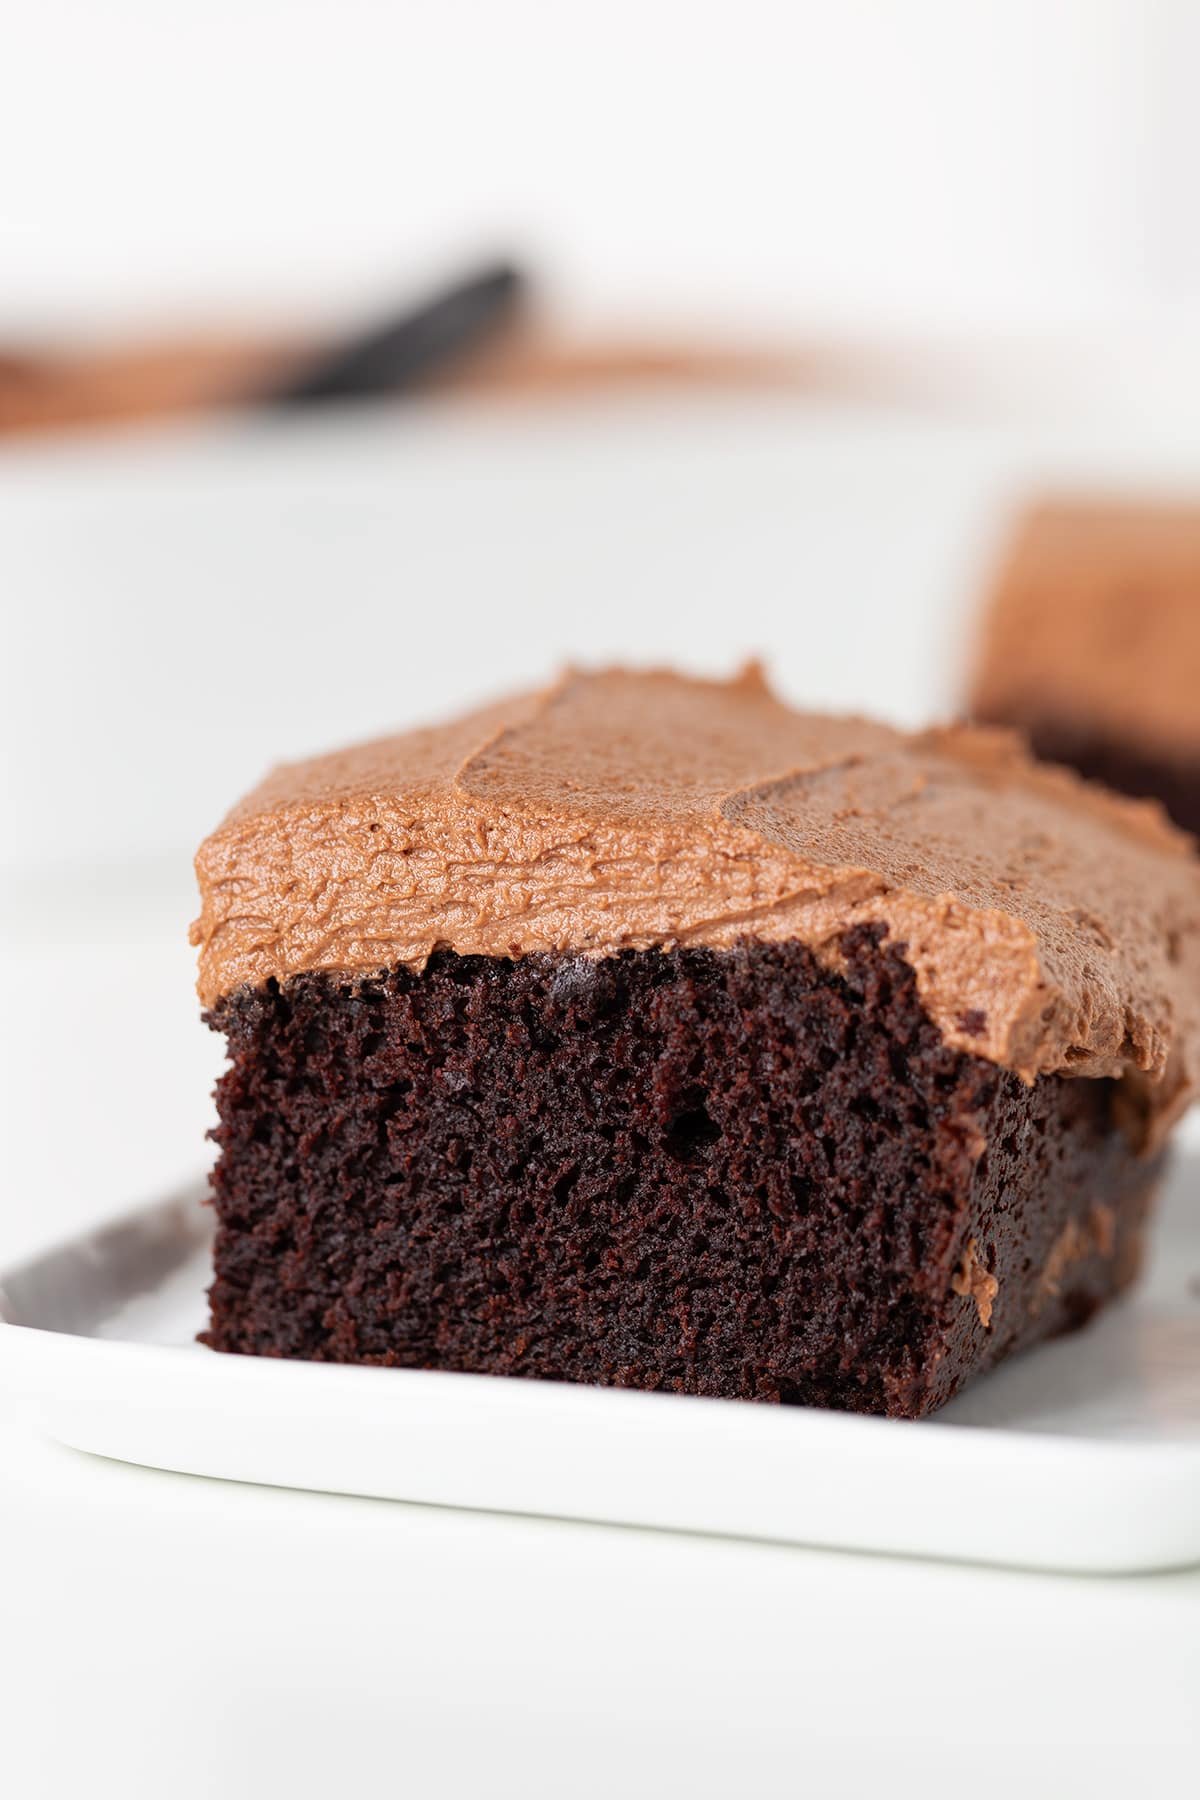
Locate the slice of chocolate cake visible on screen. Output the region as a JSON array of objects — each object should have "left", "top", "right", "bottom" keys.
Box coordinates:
[
  {"left": 971, "top": 498, "right": 1200, "bottom": 835},
  {"left": 191, "top": 667, "right": 1200, "bottom": 1417}
]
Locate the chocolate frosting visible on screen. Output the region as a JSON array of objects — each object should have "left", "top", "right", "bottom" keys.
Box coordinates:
[{"left": 192, "top": 666, "right": 1200, "bottom": 1131}]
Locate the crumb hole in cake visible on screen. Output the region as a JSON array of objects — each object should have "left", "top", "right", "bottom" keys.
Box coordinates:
[{"left": 664, "top": 1102, "right": 719, "bottom": 1162}]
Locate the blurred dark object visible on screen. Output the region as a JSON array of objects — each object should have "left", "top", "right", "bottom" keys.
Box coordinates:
[
  {"left": 0, "top": 261, "right": 526, "bottom": 437},
  {"left": 970, "top": 498, "right": 1200, "bottom": 837},
  {"left": 2, "top": 307, "right": 1170, "bottom": 443},
  {"left": 0, "top": 260, "right": 809, "bottom": 439},
  {"left": 265, "top": 261, "right": 524, "bottom": 405}
]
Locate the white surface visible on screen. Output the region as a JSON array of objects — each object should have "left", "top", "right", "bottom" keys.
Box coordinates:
[
  {"left": 3, "top": 1168, "right": 1200, "bottom": 1575},
  {"left": 3, "top": 396, "right": 1200, "bottom": 1794},
  {"left": 1, "top": 1421, "right": 1195, "bottom": 1800}
]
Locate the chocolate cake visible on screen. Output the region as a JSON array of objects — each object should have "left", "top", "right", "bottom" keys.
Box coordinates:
[
  {"left": 192, "top": 667, "right": 1200, "bottom": 1417},
  {"left": 972, "top": 499, "right": 1200, "bottom": 835}
]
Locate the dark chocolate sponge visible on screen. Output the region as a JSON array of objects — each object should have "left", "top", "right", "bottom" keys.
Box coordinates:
[{"left": 203, "top": 928, "right": 1157, "bottom": 1417}]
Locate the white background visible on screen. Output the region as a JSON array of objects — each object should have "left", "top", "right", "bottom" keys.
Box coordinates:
[
  {"left": 5, "top": 0, "right": 1200, "bottom": 337},
  {"left": 3, "top": 4, "right": 1200, "bottom": 1794}
]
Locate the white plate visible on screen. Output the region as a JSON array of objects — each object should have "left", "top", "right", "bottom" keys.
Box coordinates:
[{"left": 2, "top": 1156, "right": 1198, "bottom": 1574}]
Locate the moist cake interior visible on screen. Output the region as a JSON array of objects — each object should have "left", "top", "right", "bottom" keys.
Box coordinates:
[{"left": 204, "top": 926, "right": 1156, "bottom": 1418}]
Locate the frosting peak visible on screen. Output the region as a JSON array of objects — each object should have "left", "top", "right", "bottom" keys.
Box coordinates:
[{"left": 193, "top": 667, "right": 1200, "bottom": 1128}]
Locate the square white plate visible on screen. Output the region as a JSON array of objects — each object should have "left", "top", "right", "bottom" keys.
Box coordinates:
[{"left": 1, "top": 1155, "right": 1198, "bottom": 1574}]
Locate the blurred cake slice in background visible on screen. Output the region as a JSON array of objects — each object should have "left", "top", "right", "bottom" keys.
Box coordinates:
[{"left": 970, "top": 499, "right": 1200, "bottom": 836}]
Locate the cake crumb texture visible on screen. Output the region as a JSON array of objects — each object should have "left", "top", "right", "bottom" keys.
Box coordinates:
[{"left": 204, "top": 931, "right": 1158, "bottom": 1416}]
